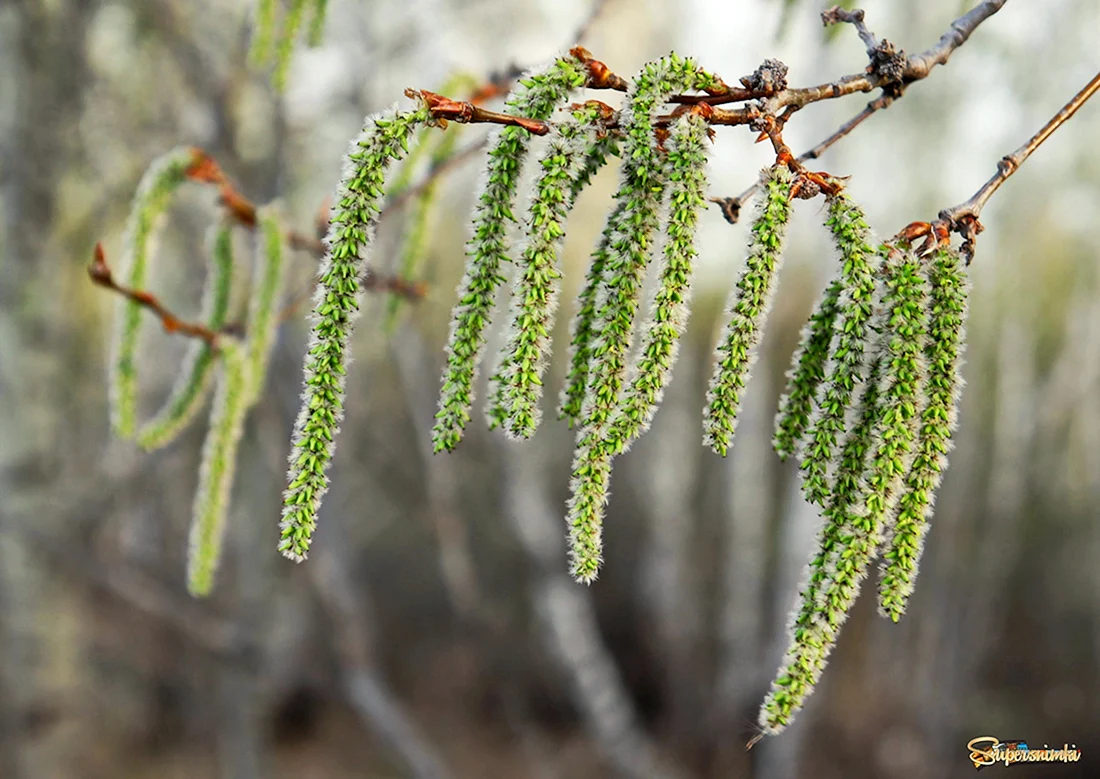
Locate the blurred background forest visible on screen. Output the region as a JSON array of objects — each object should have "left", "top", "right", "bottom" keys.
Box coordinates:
[{"left": 1, "top": 0, "right": 1099, "bottom": 777}]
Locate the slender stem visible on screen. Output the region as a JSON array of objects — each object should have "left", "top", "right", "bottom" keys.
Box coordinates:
[
  {"left": 939, "top": 69, "right": 1100, "bottom": 226},
  {"left": 710, "top": 1, "right": 1008, "bottom": 221},
  {"left": 88, "top": 243, "right": 222, "bottom": 348}
]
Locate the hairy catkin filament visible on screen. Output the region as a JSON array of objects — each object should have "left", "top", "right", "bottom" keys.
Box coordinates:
[
  {"left": 489, "top": 107, "right": 607, "bottom": 439},
  {"left": 759, "top": 244, "right": 928, "bottom": 734},
  {"left": 432, "top": 53, "right": 587, "bottom": 454},
  {"left": 243, "top": 204, "right": 288, "bottom": 406},
  {"left": 565, "top": 54, "right": 725, "bottom": 583},
  {"left": 188, "top": 339, "right": 251, "bottom": 596},
  {"left": 604, "top": 110, "right": 711, "bottom": 454},
  {"left": 136, "top": 220, "right": 236, "bottom": 450},
  {"left": 773, "top": 276, "right": 843, "bottom": 461},
  {"left": 878, "top": 246, "right": 968, "bottom": 621},
  {"left": 798, "top": 193, "right": 878, "bottom": 504},
  {"left": 281, "top": 100, "right": 432, "bottom": 562},
  {"left": 273, "top": 0, "right": 308, "bottom": 91},
  {"left": 702, "top": 164, "right": 793, "bottom": 457},
  {"left": 109, "top": 146, "right": 202, "bottom": 440}
]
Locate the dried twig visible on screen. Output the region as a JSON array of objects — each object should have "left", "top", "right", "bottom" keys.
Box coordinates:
[
  {"left": 88, "top": 243, "right": 224, "bottom": 348},
  {"left": 936, "top": 68, "right": 1100, "bottom": 260},
  {"left": 712, "top": 1, "right": 1008, "bottom": 221}
]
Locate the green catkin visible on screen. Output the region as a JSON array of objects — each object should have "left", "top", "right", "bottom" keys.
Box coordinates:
[
  {"left": 878, "top": 246, "right": 968, "bottom": 621},
  {"left": 249, "top": 0, "right": 277, "bottom": 66},
  {"left": 136, "top": 220, "right": 235, "bottom": 450},
  {"left": 759, "top": 245, "right": 928, "bottom": 735},
  {"left": 604, "top": 110, "right": 711, "bottom": 454},
  {"left": 758, "top": 256, "right": 888, "bottom": 734},
  {"left": 798, "top": 194, "right": 879, "bottom": 503},
  {"left": 772, "top": 276, "right": 843, "bottom": 461},
  {"left": 549, "top": 132, "right": 622, "bottom": 426},
  {"left": 109, "top": 146, "right": 199, "bottom": 440},
  {"left": 702, "top": 165, "right": 793, "bottom": 457},
  {"left": 432, "top": 53, "right": 587, "bottom": 453},
  {"left": 384, "top": 127, "right": 464, "bottom": 333},
  {"left": 384, "top": 73, "right": 478, "bottom": 332},
  {"left": 187, "top": 339, "right": 250, "bottom": 597},
  {"left": 557, "top": 198, "right": 627, "bottom": 426},
  {"left": 281, "top": 100, "right": 432, "bottom": 562},
  {"left": 759, "top": 347, "right": 885, "bottom": 734},
  {"left": 272, "top": 0, "right": 308, "bottom": 92},
  {"left": 489, "top": 107, "right": 605, "bottom": 439},
  {"left": 243, "top": 205, "right": 288, "bottom": 406},
  {"left": 568, "top": 130, "right": 621, "bottom": 206},
  {"left": 566, "top": 54, "right": 725, "bottom": 583},
  {"left": 308, "top": 0, "right": 329, "bottom": 46}
]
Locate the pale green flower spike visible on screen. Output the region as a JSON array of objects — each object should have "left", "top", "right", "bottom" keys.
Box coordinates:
[
  {"left": 568, "top": 130, "right": 621, "bottom": 206},
  {"left": 604, "top": 110, "right": 711, "bottom": 455},
  {"left": 489, "top": 106, "right": 607, "bottom": 439},
  {"left": 557, "top": 198, "right": 626, "bottom": 426},
  {"left": 702, "top": 164, "right": 793, "bottom": 457},
  {"left": 307, "top": 0, "right": 328, "bottom": 46},
  {"left": 759, "top": 244, "right": 928, "bottom": 735},
  {"left": 798, "top": 193, "right": 879, "bottom": 503},
  {"left": 136, "top": 220, "right": 235, "bottom": 450},
  {"left": 759, "top": 346, "right": 885, "bottom": 735},
  {"left": 384, "top": 73, "right": 478, "bottom": 333},
  {"left": 243, "top": 204, "right": 288, "bottom": 406},
  {"left": 566, "top": 54, "right": 725, "bottom": 583},
  {"left": 109, "top": 146, "right": 200, "bottom": 440},
  {"left": 432, "top": 53, "right": 587, "bottom": 453},
  {"left": 272, "top": 0, "right": 307, "bottom": 92},
  {"left": 878, "top": 246, "right": 968, "bottom": 621},
  {"left": 249, "top": 0, "right": 277, "bottom": 66},
  {"left": 188, "top": 338, "right": 250, "bottom": 597},
  {"left": 281, "top": 99, "right": 432, "bottom": 562},
  {"left": 772, "top": 276, "right": 843, "bottom": 461},
  {"left": 549, "top": 130, "right": 622, "bottom": 427}
]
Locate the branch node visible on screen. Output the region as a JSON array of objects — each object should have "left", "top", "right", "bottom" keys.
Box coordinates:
[{"left": 741, "top": 59, "right": 788, "bottom": 95}]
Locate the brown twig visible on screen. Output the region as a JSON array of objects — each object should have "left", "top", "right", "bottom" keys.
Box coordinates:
[
  {"left": 87, "top": 243, "right": 223, "bottom": 348},
  {"left": 709, "top": 1, "right": 1008, "bottom": 222},
  {"left": 415, "top": 89, "right": 550, "bottom": 135},
  {"left": 933, "top": 68, "right": 1100, "bottom": 262}
]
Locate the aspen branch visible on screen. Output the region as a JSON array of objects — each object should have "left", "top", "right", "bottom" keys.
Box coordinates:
[
  {"left": 936, "top": 68, "right": 1100, "bottom": 258},
  {"left": 711, "top": 1, "right": 1008, "bottom": 221},
  {"left": 88, "top": 243, "right": 224, "bottom": 348}
]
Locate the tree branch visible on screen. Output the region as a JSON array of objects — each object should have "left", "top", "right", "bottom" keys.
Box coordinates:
[
  {"left": 935, "top": 68, "right": 1100, "bottom": 260},
  {"left": 711, "top": 2, "right": 1009, "bottom": 222},
  {"left": 87, "top": 243, "right": 224, "bottom": 349}
]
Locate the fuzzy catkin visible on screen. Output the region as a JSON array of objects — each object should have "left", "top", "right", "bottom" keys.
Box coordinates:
[
  {"left": 773, "top": 276, "right": 843, "bottom": 461},
  {"left": 432, "top": 53, "right": 587, "bottom": 454},
  {"left": 136, "top": 220, "right": 235, "bottom": 450},
  {"left": 109, "top": 146, "right": 200, "bottom": 440},
  {"left": 558, "top": 198, "right": 627, "bottom": 426},
  {"left": 758, "top": 300, "right": 888, "bottom": 734},
  {"left": 604, "top": 110, "right": 711, "bottom": 454},
  {"left": 272, "top": 0, "right": 308, "bottom": 91},
  {"left": 308, "top": 0, "right": 329, "bottom": 46},
  {"left": 702, "top": 165, "right": 794, "bottom": 457},
  {"left": 281, "top": 100, "right": 431, "bottom": 562},
  {"left": 187, "top": 339, "right": 250, "bottom": 597},
  {"left": 488, "top": 107, "right": 606, "bottom": 439},
  {"left": 758, "top": 350, "right": 885, "bottom": 734},
  {"left": 758, "top": 244, "right": 927, "bottom": 734},
  {"left": 798, "top": 194, "right": 879, "bottom": 503},
  {"left": 565, "top": 54, "right": 725, "bottom": 583},
  {"left": 878, "top": 246, "right": 968, "bottom": 621},
  {"left": 243, "top": 205, "right": 287, "bottom": 406},
  {"left": 249, "top": 0, "right": 277, "bottom": 66}
]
